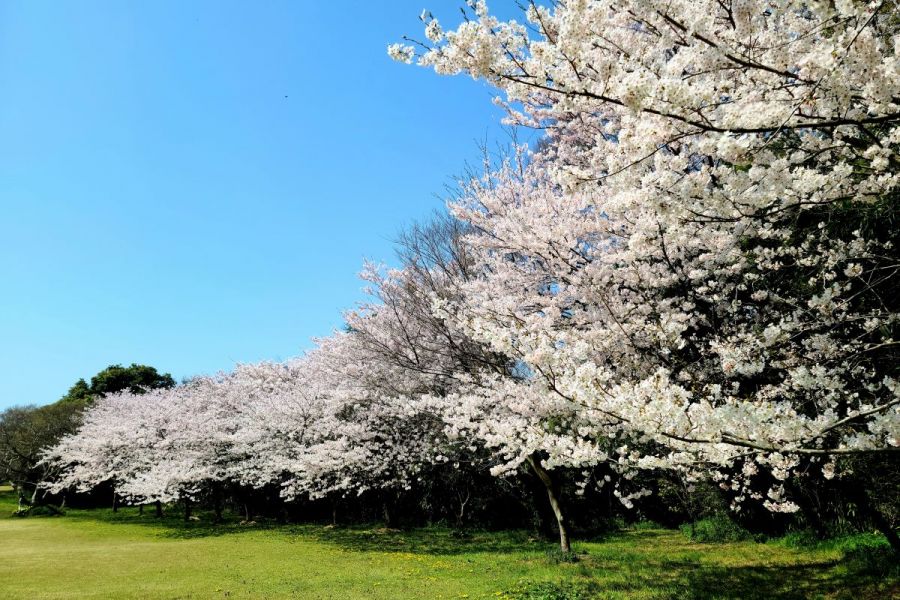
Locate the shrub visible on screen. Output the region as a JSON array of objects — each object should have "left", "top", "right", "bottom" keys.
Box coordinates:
[
  {"left": 681, "top": 515, "right": 752, "bottom": 543},
  {"left": 779, "top": 529, "right": 820, "bottom": 548}
]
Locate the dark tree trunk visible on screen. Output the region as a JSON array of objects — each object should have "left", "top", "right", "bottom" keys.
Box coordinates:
[
  {"left": 112, "top": 491, "right": 118, "bottom": 513},
  {"left": 526, "top": 453, "right": 571, "bottom": 553},
  {"left": 242, "top": 488, "right": 255, "bottom": 522},
  {"left": 183, "top": 499, "right": 192, "bottom": 522},
  {"left": 138, "top": 504, "right": 144, "bottom": 516},
  {"left": 211, "top": 484, "right": 224, "bottom": 524},
  {"left": 155, "top": 500, "right": 163, "bottom": 518},
  {"left": 382, "top": 502, "right": 394, "bottom": 528}
]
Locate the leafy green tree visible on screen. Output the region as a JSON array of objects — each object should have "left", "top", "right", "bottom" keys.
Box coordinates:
[
  {"left": 0, "top": 402, "right": 82, "bottom": 508},
  {"left": 58, "top": 379, "right": 92, "bottom": 407},
  {"left": 88, "top": 364, "right": 175, "bottom": 397}
]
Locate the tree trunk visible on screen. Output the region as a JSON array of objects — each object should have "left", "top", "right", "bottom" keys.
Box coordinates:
[
  {"left": 138, "top": 504, "right": 144, "bottom": 516},
  {"left": 456, "top": 489, "right": 471, "bottom": 528},
  {"left": 211, "top": 484, "right": 224, "bottom": 524},
  {"left": 332, "top": 501, "right": 338, "bottom": 526},
  {"left": 382, "top": 502, "right": 394, "bottom": 528},
  {"left": 526, "top": 453, "right": 571, "bottom": 553},
  {"left": 155, "top": 500, "right": 163, "bottom": 518},
  {"left": 183, "top": 498, "right": 192, "bottom": 522},
  {"left": 112, "top": 491, "right": 118, "bottom": 513}
]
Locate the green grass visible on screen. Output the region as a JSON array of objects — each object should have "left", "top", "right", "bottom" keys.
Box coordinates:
[{"left": 0, "top": 487, "right": 895, "bottom": 599}]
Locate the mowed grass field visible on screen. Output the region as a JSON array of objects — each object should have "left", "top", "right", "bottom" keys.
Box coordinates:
[{"left": 0, "top": 487, "right": 895, "bottom": 600}]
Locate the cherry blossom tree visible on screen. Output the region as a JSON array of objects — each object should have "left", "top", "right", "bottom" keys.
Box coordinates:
[
  {"left": 394, "top": 0, "right": 900, "bottom": 548},
  {"left": 43, "top": 388, "right": 175, "bottom": 509}
]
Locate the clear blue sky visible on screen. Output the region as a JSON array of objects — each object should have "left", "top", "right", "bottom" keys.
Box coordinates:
[{"left": 0, "top": 1, "right": 521, "bottom": 408}]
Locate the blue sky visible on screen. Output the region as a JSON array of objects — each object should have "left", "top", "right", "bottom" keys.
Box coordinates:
[{"left": 0, "top": 1, "right": 522, "bottom": 408}]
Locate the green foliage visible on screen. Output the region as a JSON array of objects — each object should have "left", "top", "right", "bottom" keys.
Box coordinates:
[
  {"left": 777, "top": 530, "right": 890, "bottom": 553},
  {"left": 0, "top": 402, "right": 82, "bottom": 489},
  {"left": 778, "top": 529, "right": 821, "bottom": 548},
  {"left": 58, "top": 378, "right": 92, "bottom": 407},
  {"left": 56, "top": 364, "right": 175, "bottom": 409},
  {"left": 680, "top": 515, "right": 754, "bottom": 543},
  {"left": 88, "top": 363, "right": 175, "bottom": 397}
]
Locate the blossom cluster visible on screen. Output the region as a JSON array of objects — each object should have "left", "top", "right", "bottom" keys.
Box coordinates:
[{"left": 392, "top": 0, "right": 899, "bottom": 509}]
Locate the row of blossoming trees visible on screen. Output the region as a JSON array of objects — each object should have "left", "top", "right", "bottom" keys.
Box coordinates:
[{"left": 44, "top": 0, "right": 898, "bottom": 552}]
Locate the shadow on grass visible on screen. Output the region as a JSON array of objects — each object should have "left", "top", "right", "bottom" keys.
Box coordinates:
[
  {"left": 299, "top": 524, "right": 547, "bottom": 555},
  {"left": 150, "top": 518, "right": 544, "bottom": 557},
  {"left": 667, "top": 562, "right": 897, "bottom": 600},
  {"left": 509, "top": 558, "right": 897, "bottom": 600},
  {"left": 59, "top": 505, "right": 289, "bottom": 540}
]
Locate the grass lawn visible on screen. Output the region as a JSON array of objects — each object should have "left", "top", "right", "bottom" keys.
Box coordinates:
[{"left": 0, "top": 486, "right": 895, "bottom": 599}]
